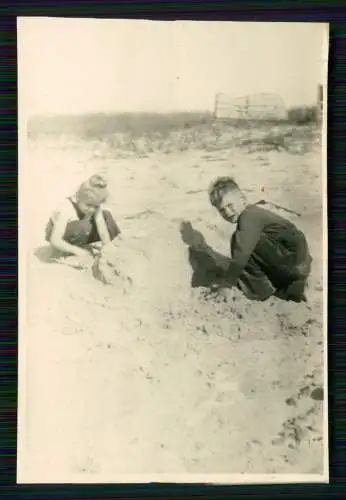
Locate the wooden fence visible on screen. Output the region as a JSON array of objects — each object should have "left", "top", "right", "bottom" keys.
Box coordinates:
[
  {"left": 214, "top": 92, "right": 288, "bottom": 121},
  {"left": 214, "top": 86, "right": 323, "bottom": 123}
]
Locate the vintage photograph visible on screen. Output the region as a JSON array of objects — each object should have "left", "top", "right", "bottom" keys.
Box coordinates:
[{"left": 18, "top": 18, "right": 328, "bottom": 483}]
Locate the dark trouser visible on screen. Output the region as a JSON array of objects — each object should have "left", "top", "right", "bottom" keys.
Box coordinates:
[
  {"left": 45, "top": 210, "right": 120, "bottom": 247},
  {"left": 231, "top": 228, "right": 312, "bottom": 301}
]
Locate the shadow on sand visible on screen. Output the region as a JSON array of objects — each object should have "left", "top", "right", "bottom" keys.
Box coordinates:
[
  {"left": 178, "top": 220, "right": 301, "bottom": 303},
  {"left": 179, "top": 220, "right": 227, "bottom": 289},
  {"left": 33, "top": 245, "right": 66, "bottom": 264}
]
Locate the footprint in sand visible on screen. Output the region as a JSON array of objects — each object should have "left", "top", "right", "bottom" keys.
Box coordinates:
[{"left": 273, "top": 378, "right": 324, "bottom": 449}]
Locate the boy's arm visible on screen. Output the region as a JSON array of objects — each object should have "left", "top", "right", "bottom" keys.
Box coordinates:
[
  {"left": 225, "top": 209, "right": 264, "bottom": 285},
  {"left": 199, "top": 242, "right": 230, "bottom": 271}
]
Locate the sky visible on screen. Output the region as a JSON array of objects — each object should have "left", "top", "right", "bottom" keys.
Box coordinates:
[{"left": 18, "top": 18, "right": 328, "bottom": 117}]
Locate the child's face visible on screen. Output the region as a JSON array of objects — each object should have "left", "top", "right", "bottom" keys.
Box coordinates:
[
  {"left": 77, "top": 200, "right": 100, "bottom": 217},
  {"left": 217, "top": 189, "right": 244, "bottom": 223}
]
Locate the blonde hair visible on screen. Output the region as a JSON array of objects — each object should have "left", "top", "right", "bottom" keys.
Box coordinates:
[{"left": 75, "top": 174, "right": 109, "bottom": 205}]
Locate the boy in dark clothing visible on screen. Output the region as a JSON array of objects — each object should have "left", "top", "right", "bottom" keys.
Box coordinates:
[{"left": 184, "top": 177, "right": 312, "bottom": 303}]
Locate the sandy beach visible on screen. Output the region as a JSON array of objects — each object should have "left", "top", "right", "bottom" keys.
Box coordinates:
[{"left": 18, "top": 120, "right": 327, "bottom": 482}]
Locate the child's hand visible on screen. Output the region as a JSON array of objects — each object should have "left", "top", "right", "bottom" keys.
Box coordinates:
[
  {"left": 76, "top": 251, "right": 95, "bottom": 269},
  {"left": 88, "top": 242, "right": 103, "bottom": 256},
  {"left": 60, "top": 250, "right": 94, "bottom": 270},
  {"left": 75, "top": 247, "right": 93, "bottom": 258},
  {"left": 90, "top": 241, "right": 103, "bottom": 250}
]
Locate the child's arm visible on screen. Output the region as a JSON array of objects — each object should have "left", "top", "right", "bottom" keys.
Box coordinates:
[
  {"left": 225, "top": 209, "right": 264, "bottom": 285},
  {"left": 94, "top": 209, "right": 112, "bottom": 245},
  {"left": 50, "top": 212, "right": 90, "bottom": 257},
  {"left": 94, "top": 207, "right": 121, "bottom": 245}
]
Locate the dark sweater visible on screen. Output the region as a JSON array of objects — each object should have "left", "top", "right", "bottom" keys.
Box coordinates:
[{"left": 226, "top": 204, "right": 307, "bottom": 285}]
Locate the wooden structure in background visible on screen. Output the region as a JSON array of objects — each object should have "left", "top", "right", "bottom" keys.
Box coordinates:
[{"left": 214, "top": 92, "right": 287, "bottom": 121}]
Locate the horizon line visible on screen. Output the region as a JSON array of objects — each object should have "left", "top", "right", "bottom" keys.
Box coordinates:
[{"left": 28, "top": 104, "right": 318, "bottom": 121}]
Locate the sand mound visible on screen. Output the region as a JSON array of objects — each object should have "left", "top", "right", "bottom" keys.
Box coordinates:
[{"left": 93, "top": 217, "right": 193, "bottom": 305}]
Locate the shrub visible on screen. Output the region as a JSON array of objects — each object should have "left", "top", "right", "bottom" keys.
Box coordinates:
[{"left": 287, "top": 106, "right": 318, "bottom": 125}]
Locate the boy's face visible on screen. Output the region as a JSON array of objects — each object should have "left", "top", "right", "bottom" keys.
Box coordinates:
[
  {"left": 216, "top": 189, "right": 244, "bottom": 223},
  {"left": 77, "top": 200, "right": 100, "bottom": 217}
]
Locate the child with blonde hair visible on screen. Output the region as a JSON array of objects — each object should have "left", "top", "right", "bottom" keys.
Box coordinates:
[{"left": 45, "top": 174, "right": 120, "bottom": 266}]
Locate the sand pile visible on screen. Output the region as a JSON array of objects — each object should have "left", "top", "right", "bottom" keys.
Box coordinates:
[{"left": 93, "top": 216, "right": 193, "bottom": 307}]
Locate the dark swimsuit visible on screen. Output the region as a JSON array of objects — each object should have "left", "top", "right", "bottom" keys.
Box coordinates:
[{"left": 45, "top": 197, "right": 121, "bottom": 247}]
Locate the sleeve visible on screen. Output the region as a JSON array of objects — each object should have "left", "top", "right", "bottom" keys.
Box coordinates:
[{"left": 225, "top": 208, "right": 265, "bottom": 284}]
